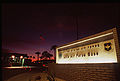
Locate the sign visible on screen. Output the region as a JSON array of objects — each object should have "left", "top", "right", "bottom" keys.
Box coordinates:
[{"left": 56, "top": 32, "right": 118, "bottom": 64}]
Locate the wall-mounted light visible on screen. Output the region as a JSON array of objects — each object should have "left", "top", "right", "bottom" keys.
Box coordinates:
[
  {"left": 11, "top": 55, "right": 15, "bottom": 59},
  {"left": 20, "top": 56, "right": 23, "bottom": 59}
]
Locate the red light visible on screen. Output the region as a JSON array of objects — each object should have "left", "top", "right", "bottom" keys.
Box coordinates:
[
  {"left": 43, "top": 64, "right": 45, "bottom": 67},
  {"left": 25, "top": 67, "right": 26, "bottom": 70},
  {"left": 40, "top": 35, "right": 45, "bottom": 40},
  {"left": 29, "top": 68, "right": 31, "bottom": 71},
  {"left": 20, "top": 56, "right": 23, "bottom": 59}
]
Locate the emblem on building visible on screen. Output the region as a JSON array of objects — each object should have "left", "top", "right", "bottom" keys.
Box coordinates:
[{"left": 104, "top": 42, "right": 112, "bottom": 51}]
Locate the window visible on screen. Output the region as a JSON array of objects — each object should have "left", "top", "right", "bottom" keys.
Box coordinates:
[{"left": 92, "top": 45, "right": 94, "bottom": 47}]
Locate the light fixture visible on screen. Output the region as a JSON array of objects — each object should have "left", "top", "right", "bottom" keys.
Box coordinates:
[
  {"left": 20, "top": 56, "right": 23, "bottom": 59},
  {"left": 11, "top": 55, "right": 15, "bottom": 59}
]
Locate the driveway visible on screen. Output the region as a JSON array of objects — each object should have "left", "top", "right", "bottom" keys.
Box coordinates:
[{"left": 6, "top": 71, "right": 65, "bottom": 81}]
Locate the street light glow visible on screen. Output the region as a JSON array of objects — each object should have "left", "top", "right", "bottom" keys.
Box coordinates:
[
  {"left": 20, "top": 56, "right": 23, "bottom": 59},
  {"left": 11, "top": 55, "right": 15, "bottom": 59}
]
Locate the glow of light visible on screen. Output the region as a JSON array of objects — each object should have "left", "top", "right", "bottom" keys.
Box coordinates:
[
  {"left": 22, "top": 59, "right": 24, "bottom": 66},
  {"left": 43, "top": 64, "right": 45, "bottom": 67},
  {"left": 11, "top": 55, "right": 15, "bottom": 59},
  {"left": 20, "top": 56, "right": 23, "bottom": 59},
  {"left": 57, "top": 32, "right": 113, "bottom": 49},
  {"left": 32, "top": 58, "right": 37, "bottom": 62},
  {"left": 51, "top": 57, "right": 54, "bottom": 60},
  {"left": 29, "top": 68, "right": 31, "bottom": 71},
  {"left": 56, "top": 39, "right": 117, "bottom": 64},
  {"left": 2, "top": 66, "right": 36, "bottom": 69},
  {"left": 57, "top": 57, "right": 117, "bottom": 64},
  {"left": 40, "top": 35, "right": 45, "bottom": 40}
]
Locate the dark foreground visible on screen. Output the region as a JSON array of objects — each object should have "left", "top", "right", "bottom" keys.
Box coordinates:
[{"left": 2, "top": 66, "right": 47, "bottom": 81}]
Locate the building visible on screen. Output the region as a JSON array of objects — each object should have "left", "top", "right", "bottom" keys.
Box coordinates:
[
  {"left": 2, "top": 53, "right": 28, "bottom": 66},
  {"left": 48, "top": 27, "right": 120, "bottom": 81}
]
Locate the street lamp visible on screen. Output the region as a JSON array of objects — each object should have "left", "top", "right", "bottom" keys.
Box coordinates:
[{"left": 11, "top": 55, "right": 15, "bottom": 59}]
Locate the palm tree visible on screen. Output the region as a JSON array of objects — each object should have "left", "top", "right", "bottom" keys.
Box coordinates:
[
  {"left": 35, "top": 52, "right": 41, "bottom": 61},
  {"left": 41, "top": 51, "right": 53, "bottom": 60},
  {"left": 33, "top": 56, "right": 35, "bottom": 59},
  {"left": 50, "top": 45, "right": 57, "bottom": 60},
  {"left": 30, "top": 56, "right": 32, "bottom": 58},
  {"left": 29, "top": 56, "right": 32, "bottom": 61}
]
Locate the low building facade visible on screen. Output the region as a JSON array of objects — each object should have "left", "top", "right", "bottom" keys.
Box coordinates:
[{"left": 2, "top": 53, "right": 28, "bottom": 66}]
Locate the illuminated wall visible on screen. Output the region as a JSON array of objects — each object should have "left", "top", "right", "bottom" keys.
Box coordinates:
[{"left": 56, "top": 31, "right": 118, "bottom": 64}]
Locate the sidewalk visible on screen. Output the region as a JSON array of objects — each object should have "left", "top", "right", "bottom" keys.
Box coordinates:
[{"left": 6, "top": 72, "right": 65, "bottom": 81}]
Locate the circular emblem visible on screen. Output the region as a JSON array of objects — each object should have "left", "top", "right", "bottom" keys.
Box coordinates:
[{"left": 104, "top": 42, "right": 112, "bottom": 51}]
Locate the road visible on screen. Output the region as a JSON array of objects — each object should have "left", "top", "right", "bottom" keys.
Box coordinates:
[
  {"left": 6, "top": 71, "right": 48, "bottom": 81},
  {"left": 6, "top": 71, "right": 65, "bottom": 81}
]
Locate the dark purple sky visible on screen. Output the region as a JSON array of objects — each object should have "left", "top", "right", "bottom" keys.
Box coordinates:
[{"left": 2, "top": 3, "right": 120, "bottom": 57}]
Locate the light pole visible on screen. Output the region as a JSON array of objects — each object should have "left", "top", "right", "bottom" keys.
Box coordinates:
[
  {"left": 20, "top": 56, "right": 24, "bottom": 66},
  {"left": 74, "top": 16, "right": 79, "bottom": 40},
  {"left": 76, "top": 16, "right": 79, "bottom": 40}
]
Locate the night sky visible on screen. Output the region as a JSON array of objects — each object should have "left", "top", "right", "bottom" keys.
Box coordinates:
[{"left": 2, "top": 3, "right": 120, "bottom": 58}]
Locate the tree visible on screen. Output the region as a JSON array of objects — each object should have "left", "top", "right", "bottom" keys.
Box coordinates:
[
  {"left": 35, "top": 52, "right": 41, "bottom": 61},
  {"left": 30, "top": 56, "right": 32, "bottom": 58},
  {"left": 50, "top": 45, "right": 57, "bottom": 60},
  {"left": 27, "top": 56, "right": 29, "bottom": 59},
  {"left": 33, "top": 56, "right": 35, "bottom": 59},
  {"left": 41, "top": 51, "right": 53, "bottom": 60}
]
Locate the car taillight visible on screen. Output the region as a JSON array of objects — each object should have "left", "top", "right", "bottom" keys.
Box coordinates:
[{"left": 43, "top": 64, "right": 45, "bottom": 67}]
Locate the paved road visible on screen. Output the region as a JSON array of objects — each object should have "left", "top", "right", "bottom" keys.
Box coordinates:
[{"left": 6, "top": 71, "right": 65, "bottom": 81}]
